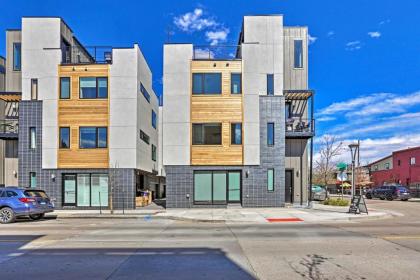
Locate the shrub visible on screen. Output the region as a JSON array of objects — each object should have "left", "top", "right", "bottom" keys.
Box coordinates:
[{"left": 323, "top": 198, "right": 350, "bottom": 206}]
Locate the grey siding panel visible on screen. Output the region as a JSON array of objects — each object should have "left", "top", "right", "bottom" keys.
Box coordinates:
[
  {"left": 283, "top": 27, "right": 308, "bottom": 90},
  {"left": 5, "top": 30, "right": 22, "bottom": 92},
  {"left": 285, "top": 139, "right": 309, "bottom": 203}
]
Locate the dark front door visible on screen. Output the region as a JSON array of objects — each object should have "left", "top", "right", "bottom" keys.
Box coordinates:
[
  {"left": 228, "top": 171, "right": 241, "bottom": 203},
  {"left": 63, "top": 174, "right": 77, "bottom": 206},
  {"left": 285, "top": 170, "right": 294, "bottom": 203}
]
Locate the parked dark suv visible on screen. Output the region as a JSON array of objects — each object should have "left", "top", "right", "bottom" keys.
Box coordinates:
[{"left": 365, "top": 185, "right": 410, "bottom": 201}]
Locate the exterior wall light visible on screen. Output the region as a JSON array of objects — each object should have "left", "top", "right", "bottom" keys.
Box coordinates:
[
  {"left": 13, "top": 170, "right": 17, "bottom": 178},
  {"left": 51, "top": 174, "right": 56, "bottom": 182}
]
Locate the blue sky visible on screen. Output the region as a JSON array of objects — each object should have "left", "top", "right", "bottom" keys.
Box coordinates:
[{"left": 0, "top": 0, "right": 419, "bottom": 163}]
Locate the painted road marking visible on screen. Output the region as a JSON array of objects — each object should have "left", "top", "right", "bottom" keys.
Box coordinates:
[
  {"left": 381, "top": 235, "right": 420, "bottom": 240},
  {"left": 266, "top": 218, "right": 303, "bottom": 222}
]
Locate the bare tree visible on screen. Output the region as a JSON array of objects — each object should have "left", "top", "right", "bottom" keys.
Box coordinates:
[{"left": 314, "top": 135, "right": 344, "bottom": 187}]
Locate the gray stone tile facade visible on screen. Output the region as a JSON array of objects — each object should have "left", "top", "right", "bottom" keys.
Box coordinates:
[{"left": 166, "top": 96, "right": 286, "bottom": 208}]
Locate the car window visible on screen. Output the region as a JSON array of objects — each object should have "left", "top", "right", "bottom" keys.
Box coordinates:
[
  {"left": 0, "top": 190, "right": 4, "bottom": 197},
  {"left": 398, "top": 187, "right": 408, "bottom": 192},
  {"left": 6, "top": 191, "right": 18, "bottom": 197},
  {"left": 24, "top": 190, "right": 48, "bottom": 198}
]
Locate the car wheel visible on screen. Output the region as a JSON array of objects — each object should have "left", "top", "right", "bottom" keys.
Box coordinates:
[
  {"left": 29, "top": 213, "right": 45, "bottom": 220},
  {"left": 401, "top": 199, "right": 408, "bottom": 201},
  {"left": 379, "top": 197, "right": 385, "bottom": 200},
  {"left": 366, "top": 194, "right": 372, "bottom": 199},
  {"left": 386, "top": 195, "right": 393, "bottom": 201},
  {"left": 0, "top": 207, "right": 16, "bottom": 224}
]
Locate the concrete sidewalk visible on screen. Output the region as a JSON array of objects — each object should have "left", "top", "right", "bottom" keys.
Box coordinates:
[{"left": 50, "top": 203, "right": 398, "bottom": 224}]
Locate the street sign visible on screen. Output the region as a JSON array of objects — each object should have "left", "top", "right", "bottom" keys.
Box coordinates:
[{"left": 337, "top": 171, "right": 347, "bottom": 182}]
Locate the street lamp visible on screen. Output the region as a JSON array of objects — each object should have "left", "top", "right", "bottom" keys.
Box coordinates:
[{"left": 349, "top": 142, "right": 360, "bottom": 198}]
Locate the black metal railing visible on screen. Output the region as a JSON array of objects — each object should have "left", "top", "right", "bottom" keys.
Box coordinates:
[
  {"left": 193, "top": 45, "right": 241, "bottom": 60},
  {"left": 62, "top": 46, "right": 113, "bottom": 64},
  {"left": 0, "top": 119, "right": 18, "bottom": 135},
  {"left": 285, "top": 117, "right": 315, "bottom": 135}
]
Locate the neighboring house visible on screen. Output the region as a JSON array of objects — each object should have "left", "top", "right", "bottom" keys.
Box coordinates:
[
  {"left": 162, "top": 15, "right": 314, "bottom": 208},
  {"left": 368, "top": 146, "right": 420, "bottom": 197},
  {"left": 2, "top": 17, "right": 164, "bottom": 209}
]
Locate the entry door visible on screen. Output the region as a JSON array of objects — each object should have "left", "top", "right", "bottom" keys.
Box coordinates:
[
  {"left": 63, "top": 174, "right": 76, "bottom": 206},
  {"left": 228, "top": 172, "right": 241, "bottom": 203},
  {"left": 285, "top": 170, "right": 294, "bottom": 203}
]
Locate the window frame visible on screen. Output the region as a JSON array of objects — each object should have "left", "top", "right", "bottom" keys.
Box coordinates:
[
  {"left": 140, "top": 83, "right": 151, "bottom": 103},
  {"left": 13, "top": 42, "right": 21, "bottom": 71},
  {"left": 31, "top": 79, "right": 38, "bottom": 100},
  {"left": 79, "top": 77, "right": 108, "bottom": 99},
  {"left": 140, "top": 130, "right": 150, "bottom": 144},
  {"left": 192, "top": 73, "right": 222, "bottom": 95},
  {"left": 79, "top": 127, "right": 108, "bottom": 149},
  {"left": 152, "top": 110, "right": 157, "bottom": 129},
  {"left": 267, "top": 169, "right": 275, "bottom": 192},
  {"left": 29, "top": 127, "right": 36, "bottom": 149},
  {"left": 192, "top": 123, "right": 222, "bottom": 145},
  {"left": 410, "top": 157, "right": 416, "bottom": 165},
  {"left": 230, "top": 123, "right": 242, "bottom": 145},
  {"left": 267, "top": 122, "right": 275, "bottom": 146},
  {"left": 230, "top": 73, "right": 242, "bottom": 94},
  {"left": 152, "top": 144, "right": 157, "bottom": 162},
  {"left": 59, "top": 127, "right": 71, "bottom": 149},
  {"left": 29, "top": 172, "right": 37, "bottom": 188},
  {"left": 294, "top": 39, "right": 304, "bottom": 69},
  {"left": 267, "top": 74, "right": 274, "bottom": 95},
  {"left": 60, "top": 77, "right": 71, "bottom": 99}
]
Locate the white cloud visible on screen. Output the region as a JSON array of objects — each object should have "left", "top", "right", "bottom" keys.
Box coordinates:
[
  {"left": 368, "top": 31, "right": 381, "bottom": 38},
  {"left": 173, "top": 8, "right": 216, "bottom": 32},
  {"left": 326, "top": 31, "right": 335, "bottom": 37},
  {"left": 379, "top": 19, "right": 391, "bottom": 25},
  {"left": 317, "top": 116, "right": 336, "bottom": 122},
  {"left": 206, "top": 29, "right": 229, "bottom": 45},
  {"left": 345, "top": 40, "right": 362, "bottom": 51},
  {"left": 194, "top": 48, "right": 214, "bottom": 59},
  {"left": 308, "top": 34, "right": 317, "bottom": 45}
]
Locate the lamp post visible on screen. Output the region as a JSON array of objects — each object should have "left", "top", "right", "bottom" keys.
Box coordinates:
[{"left": 349, "top": 142, "right": 360, "bottom": 198}]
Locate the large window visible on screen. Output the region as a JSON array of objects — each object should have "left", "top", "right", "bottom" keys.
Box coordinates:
[
  {"left": 231, "top": 123, "right": 242, "bottom": 145},
  {"left": 192, "top": 123, "right": 222, "bottom": 145},
  {"left": 31, "top": 79, "right": 38, "bottom": 100},
  {"left": 140, "top": 83, "right": 150, "bottom": 103},
  {"left": 231, "top": 73, "right": 241, "bottom": 94},
  {"left": 79, "top": 127, "right": 107, "bottom": 148},
  {"left": 194, "top": 171, "right": 226, "bottom": 204},
  {"left": 152, "top": 110, "right": 157, "bottom": 129},
  {"left": 294, "top": 40, "right": 303, "bottom": 68},
  {"left": 411, "top": 157, "right": 416, "bottom": 165},
  {"left": 152, "top": 144, "right": 157, "bottom": 161},
  {"left": 76, "top": 174, "right": 110, "bottom": 207},
  {"left": 140, "top": 130, "right": 150, "bottom": 144},
  {"left": 267, "top": 74, "right": 274, "bottom": 95},
  {"left": 13, "top": 43, "right": 21, "bottom": 71},
  {"left": 192, "top": 73, "right": 222, "bottom": 94},
  {"left": 267, "top": 169, "right": 274, "bottom": 191},
  {"left": 59, "top": 127, "right": 70, "bottom": 149},
  {"left": 267, "top": 123, "right": 274, "bottom": 146},
  {"left": 60, "top": 77, "right": 70, "bottom": 99},
  {"left": 29, "top": 127, "right": 36, "bottom": 149},
  {"left": 79, "top": 77, "right": 108, "bottom": 99},
  {"left": 30, "top": 172, "right": 37, "bottom": 188},
  {"left": 285, "top": 102, "right": 292, "bottom": 119}
]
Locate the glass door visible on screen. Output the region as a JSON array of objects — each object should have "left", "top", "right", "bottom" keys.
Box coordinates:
[
  {"left": 228, "top": 172, "right": 241, "bottom": 203},
  {"left": 63, "top": 174, "right": 76, "bottom": 206},
  {"left": 213, "top": 171, "right": 227, "bottom": 204}
]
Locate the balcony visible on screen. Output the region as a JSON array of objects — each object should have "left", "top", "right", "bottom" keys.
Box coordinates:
[
  {"left": 284, "top": 90, "right": 315, "bottom": 139},
  {"left": 62, "top": 45, "right": 113, "bottom": 65},
  {"left": 193, "top": 45, "right": 241, "bottom": 60},
  {"left": 0, "top": 119, "right": 18, "bottom": 139}
]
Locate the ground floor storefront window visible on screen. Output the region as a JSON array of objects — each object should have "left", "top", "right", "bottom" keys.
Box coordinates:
[
  {"left": 194, "top": 171, "right": 241, "bottom": 205},
  {"left": 63, "top": 173, "right": 108, "bottom": 207}
]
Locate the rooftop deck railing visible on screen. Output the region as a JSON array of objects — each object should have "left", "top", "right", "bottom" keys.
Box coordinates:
[
  {"left": 0, "top": 119, "right": 18, "bottom": 138},
  {"left": 62, "top": 46, "right": 113, "bottom": 64},
  {"left": 285, "top": 117, "right": 315, "bottom": 138},
  {"left": 193, "top": 45, "right": 241, "bottom": 60}
]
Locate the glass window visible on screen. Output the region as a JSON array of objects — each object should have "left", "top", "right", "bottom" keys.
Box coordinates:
[
  {"left": 7, "top": 191, "right": 18, "bottom": 197},
  {"left": 63, "top": 174, "right": 76, "bottom": 205},
  {"left": 285, "top": 102, "right": 292, "bottom": 119},
  {"left": 30, "top": 172, "right": 37, "bottom": 188},
  {"left": 140, "top": 130, "right": 150, "bottom": 144},
  {"left": 152, "top": 144, "right": 157, "bottom": 161},
  {"left": 29, "top": 127, "right": 36, "bottom": 149},
  {"left": 192, "top": 123, "right": 222, "bottom": 145},
  {"left": 213, "top": 172, "right": 227, "bottom": 202},
  {"left": 31, "top": 79, "right": 38, "bottom": 100},
  {"left": 294, "top": 40, "right": 303, "bottom": 68},
  {"left": 385, "top": 163, "right": 390, "bottom": 169},
  {"left": 140, "top": 83, "right": 151, "bottom": 103},
  {"left": 59, "top": 127, "right": 70, "bottom": 149},
  {"left": 231, "top": 123, "right": 242, "bottom": 145},
  {"left": 80, "top": 127, "right": 97, "bottom": 148},
  {"left": 91, "top": 174, "right": 108, "bottom": 207},
  {"left": 194, "top": 172, "right": 212, "bottom": 202},
  {"left": 60, "top": 77, "right": 70, "bottom": 99},
  {"left": 192, "top": 73, "right": 222, "bottom": 94},
  {"left": 410, "top": 157, "right": 416, "bottom": 165},
  {"left": 152, "top": 110, "right": 157, "bottom": 129},
  {"left": 267, "top": 169, "right": 274, "bottom": 191},
  {"left": 231, "top": 73, "right": 241, "bottom": 94},
  {"left": 13, "top": 43, "right": 21, "bottom": 71},
  {"left": 267, "top": 123, "right": 275, "bottom": 146},
  {"left": 97, "top": 127, "right": 107, "bottom": 148},
  {"left": 80, "top": 77, "right": 107, "bottom": 99},
  {"left": 77, "top": 174, "right": 90, "bottom": 207},
  {"left": 97, "top": 77, "right": 108, "bottom": 98},
  {"left": 267, "top": 74, "right": 274, "bottom": 95}
]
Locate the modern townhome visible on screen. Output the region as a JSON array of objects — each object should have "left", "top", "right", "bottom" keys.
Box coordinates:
[
  {"left": 2, "top": 17, "right": 164, "bottom": 209},
  {"left": 163, "top": 15, "right": 314, "bottom": 208}
]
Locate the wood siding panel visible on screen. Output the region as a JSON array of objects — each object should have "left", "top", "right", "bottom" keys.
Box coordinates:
[
  {"left": 190, "top": 60, "right": 243, "bottom": 165},
  {"left": 57, "top": 65, "right": 109, "bottom": 169}
]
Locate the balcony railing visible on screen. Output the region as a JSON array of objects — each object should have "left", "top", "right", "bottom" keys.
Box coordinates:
[
  {"left": 62, "top": 46, "right": 113, "bottom": 65},
  {"left": 0, "top": 119, "right": 18, "bottom": 139},
  {"left": 193, "top": 45, "right": 241, "bottom": 60},
  {"left": 285, "top": 117, "right": 315, "bottom": 138}
]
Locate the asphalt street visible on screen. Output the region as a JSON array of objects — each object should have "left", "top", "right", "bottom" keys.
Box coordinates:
[{"left": 0, "top": 200, "right": 419, "bottom": 280}]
